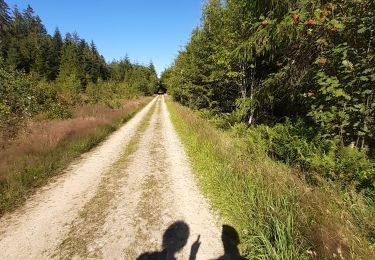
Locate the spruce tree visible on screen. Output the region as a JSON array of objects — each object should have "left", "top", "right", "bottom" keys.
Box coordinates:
[
  {"left": 0, "top": 0, "right": 11, "bottom": 58},
  {"left": 58, "top": 33, "right": 81, "bottom": 93},
  {"left": 46, "top": 28, "right": 62, "bottom": 80}
]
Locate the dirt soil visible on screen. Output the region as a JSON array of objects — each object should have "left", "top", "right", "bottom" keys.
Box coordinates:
[{"left": 0, "top": 95, "right": 224, "bottom": 259}]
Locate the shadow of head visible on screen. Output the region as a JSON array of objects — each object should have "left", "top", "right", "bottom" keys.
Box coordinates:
[
  {"left": 221, "top": 225, "right": 240, "bottom": 255},
  {"left": 162, "top": 221, "right": 190, "bottom": 253}
]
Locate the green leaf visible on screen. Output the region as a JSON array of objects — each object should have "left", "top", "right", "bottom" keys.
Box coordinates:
[
  {"left": 362, "top": 89, "right": 372, "bottom": 95},
  {"left": 357, "top": 27, "right": 367, "bottom": 34},
  {"left": 330, "top": 19, "right": 345, "bottom": 30},
  {"left": 359, "top": 76, "right": 369, "bottom": 81},
  {"left": 342, "top": 60, "right": 353, "bottom": 70}
]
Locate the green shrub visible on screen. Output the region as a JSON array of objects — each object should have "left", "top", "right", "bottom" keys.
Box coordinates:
[
  {"left": 209, "top": 112, "right": 238, "bottom": 129},
  {"left": 47, "top": 103, "right": 72, "bottom": 119},
  {"left": 104, "top": 99, "right": 122, "bottom": 109},
  {"left": 0, "top": 65, "right": 37, "bottom": 138},
  {"left": 231, "top": 123, "right": 270, "bottom": 159},
  {"left": 231, "top": 119, "right": 374, "bottom": 194},
  {"left": 195, "top": 108, "right": 213, "bottom": 120},
  {"left": 267, "top": 120, "right": 338, "bottom": 174},
  {"left": 336, "top": 147, "right": 374, "bottom": 191},
  {"left": 230, "top": 122, "right": 248, "bottom": 137}
]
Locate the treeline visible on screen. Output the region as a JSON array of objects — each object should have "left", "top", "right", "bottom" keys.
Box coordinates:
[
  {"left": 162, "top": 0, "right": 374, "bottom": 196},
  {"left": 0, "top": 0, "right": 158, "bottom": 140}
]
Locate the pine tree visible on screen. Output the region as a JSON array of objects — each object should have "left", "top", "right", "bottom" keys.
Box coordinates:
[
  {"left": 33, "top": 37, "right": 49, "bottom": 77},
  {"left": 0, "top": 0, "right": 11, "bottom": 57},
  {"left": 6, "top": 38, "right": 21, "bottom": 69},
  {"left": 147, "top": 61, "right": 158, "bottom": 94},
  {"left": 88, "top": 41, "right": 101, "bottom": 83},
  {"left": 46, "top": 28, "right": 62, "bottom": 80},
  {"left": 6, "top": 7, "right": 24, "bottom": 69},
  {"left": 58, "top": 33, "right": 81, "bottom": 93}
]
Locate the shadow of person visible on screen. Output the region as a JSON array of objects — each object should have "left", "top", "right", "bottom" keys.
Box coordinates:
[
  {"left": 137, "top": 221, "right": 190, "bottom": 260},
  {"left": 189, "top": 235, "right": 201, "bottom": 260},
  {"left": 216, "top": 225, "right": 246, "bottom": 260}
]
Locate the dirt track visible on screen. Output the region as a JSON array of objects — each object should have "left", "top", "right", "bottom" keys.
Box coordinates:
[{"left": 0, "top": 96, "right": 224, "bottom": 259}]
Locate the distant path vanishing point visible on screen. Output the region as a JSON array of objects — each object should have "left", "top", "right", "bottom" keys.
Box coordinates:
[{"left": 0, "top": 95, "right": 223, "bottom": 259}]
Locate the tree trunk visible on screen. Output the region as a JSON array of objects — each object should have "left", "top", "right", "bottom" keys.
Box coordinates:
[
  {"left": 248, "top": 68, "right": 256, "bottom": 126},
  {"left": 240, "top": 63, "right": 247, "bottom": 99}
]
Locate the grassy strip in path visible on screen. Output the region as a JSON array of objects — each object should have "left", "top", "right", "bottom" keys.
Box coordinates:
[
  {"left": 123, "top": 104, "right": 167, "bottom": 258},
  {"left": 56, "top": 99, "right": 158, "bottom": 259},
  {"left": 0, "top": 97, "right": 153, "bottom": 216},
  {"left": 167, "top": 99, "right": 374, "bottom": 259}
]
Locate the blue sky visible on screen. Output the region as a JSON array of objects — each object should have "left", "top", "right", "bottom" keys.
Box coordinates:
[{"left": 6, "top": 0, "right": 204, "bottom": 75}]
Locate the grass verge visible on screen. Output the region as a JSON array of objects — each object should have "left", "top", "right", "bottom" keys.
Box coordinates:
[
  {"left": 167, "top": 99, "right": 374, "bottom": 259},
  {"left": 0, "top": 97, "right": 152, "bottom": 216}
]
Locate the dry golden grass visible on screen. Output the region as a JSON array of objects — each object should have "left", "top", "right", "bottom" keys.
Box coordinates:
[
  {"left": 0, "top": 97, "right": 152, "bottom": 214},
  {"left": 0, "top": 98, "right": 150, "bottom": 181}
]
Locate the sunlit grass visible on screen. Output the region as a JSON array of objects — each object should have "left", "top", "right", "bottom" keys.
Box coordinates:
[{"left": 167, "top": 99, "right": 374, "bottom": 259}]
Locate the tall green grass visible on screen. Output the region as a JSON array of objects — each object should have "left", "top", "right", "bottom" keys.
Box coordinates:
[
  {"left": 167, "top": 99, "right": 374, "bottom": 259},
  {"left": 167, "top": 100, "right": 306, "bottom": 259}
]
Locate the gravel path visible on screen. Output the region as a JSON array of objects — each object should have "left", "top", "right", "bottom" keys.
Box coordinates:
[{"left": 0, "top": 95, "right": 223, "bottom": 259}]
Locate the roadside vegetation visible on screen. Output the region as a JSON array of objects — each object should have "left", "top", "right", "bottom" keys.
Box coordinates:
[
  {"left": 168, "top": 100, "right": 374, "bottom": 259},
  {"left": 0, "top": 97, "right": 151, "bottom": 215},
  {"left": 162, "top": 0, "right": 374, "bottom": 198},
  {"left": 163, "top": 0, "right": 374, "bottom": 258},
  {"left": 0, "top": 1, "right": 157, "bottom": 215}
]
